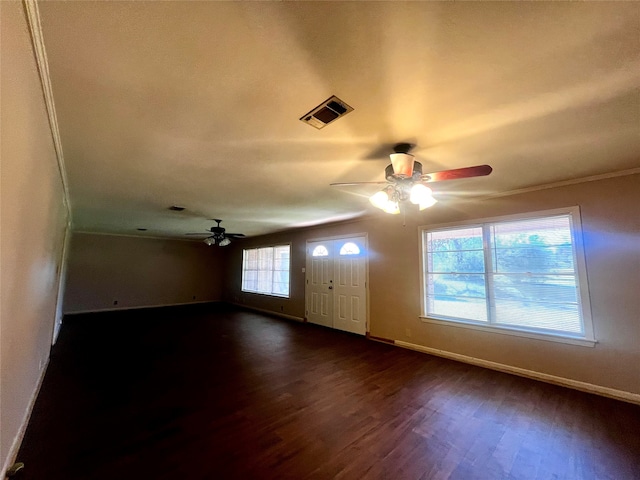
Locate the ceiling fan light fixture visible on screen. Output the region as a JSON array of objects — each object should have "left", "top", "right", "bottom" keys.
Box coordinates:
[
  {"left": 409, "top": 184, "right": 432, "bottom": 204},
  {"left": 390, "top": 153, "right": 415, "bottom": 177},
  {"left": 219, "top": 237, "right": 231, "bottom": 247},
  {"left": 370, "top": 187, "right": 400, "bottom": 214},
  {"left": 410, "top": 184, "right": 437, "bottom": 210},
  {"left": 204, "top": 237, "right": 216, "bottom": 246},
  {"left": 418, "top": 196, "right": 438, "bottom": 210},
  {"left": 369, "top": 189, "right": 390, "bottom": 209},
  {"left": 382, "top": 200, "right": 401, "bottom": 215}
]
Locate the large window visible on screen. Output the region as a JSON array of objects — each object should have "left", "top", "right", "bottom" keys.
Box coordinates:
[
  {"left": 242, "top": 245, "right": 291, "bottom": 297},
  {"left": 420, "top": 208, "right": 594, "bottom": 345}
]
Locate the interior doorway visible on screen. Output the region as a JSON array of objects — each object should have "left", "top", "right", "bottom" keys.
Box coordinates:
[{"left": 305, "top": 235, "right": 368, "bottom": 335}]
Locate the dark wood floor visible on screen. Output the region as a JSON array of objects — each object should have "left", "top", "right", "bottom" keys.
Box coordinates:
[{"left": 15, "top": 304, "right": 640, "bottom": 480}]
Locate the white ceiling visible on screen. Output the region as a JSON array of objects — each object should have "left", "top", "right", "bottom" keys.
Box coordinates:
[{"left": 38, "top": 1, "right": 640, "bottom": 239}]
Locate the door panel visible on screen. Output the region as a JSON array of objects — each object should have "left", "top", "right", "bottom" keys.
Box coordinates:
[
  {"left": 338, "top": 294, "right": 346, "bottom": 319},
  {"left": 351, "top": 296, "right": 360, "bottom": 322}
]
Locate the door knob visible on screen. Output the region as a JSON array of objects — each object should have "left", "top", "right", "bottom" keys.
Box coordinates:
[{"left": 328, "top": 286, "right": 333, "bottom": 290}]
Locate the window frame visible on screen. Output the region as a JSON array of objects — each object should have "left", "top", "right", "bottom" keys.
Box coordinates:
[
  {"left": 241, "top": 243, "right": 291, "bottom": 298},
  {"left": 418, "top": 207, "right": 596, "bottom": 347}
]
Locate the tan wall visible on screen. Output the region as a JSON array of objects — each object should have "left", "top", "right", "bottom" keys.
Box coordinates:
[
  {"left": 63, "top": 233, "right": 225, "bottom": 313},
  {"left": 223, "top": 173, "right": 640, "bottom": 395},
  {"left": 222, "top": 222, "right": 368, "bottom": 319},
  {"left": 0, "top": 1, "right": 69, "bottom": 472}
]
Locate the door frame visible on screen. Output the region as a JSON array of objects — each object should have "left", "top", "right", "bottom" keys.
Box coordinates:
[{"left": 304, "top": 233, "right": 370, "bottom": 334}]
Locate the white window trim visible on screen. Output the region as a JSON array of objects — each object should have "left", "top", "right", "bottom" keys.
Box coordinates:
[
  {"left": 418, "top": 206, "right": 596, "bottom": 347},
  {"left": 242, "top": 243, "right": 291, "bottom": 298}
]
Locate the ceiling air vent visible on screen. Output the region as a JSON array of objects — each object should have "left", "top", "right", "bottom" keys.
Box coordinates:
[{"left": 300, "top": 95, "right": 353, "bottom": 129}]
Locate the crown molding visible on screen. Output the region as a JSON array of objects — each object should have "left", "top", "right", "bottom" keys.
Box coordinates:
[
  {"left": 484, "top": 167, "right": 640, "bottom": 200},
  {"left": 23, "top": 0, "right": 72, "bottom": 222},
  {"left": 72, "top": 230, "right": 207, "bottom": 243}
]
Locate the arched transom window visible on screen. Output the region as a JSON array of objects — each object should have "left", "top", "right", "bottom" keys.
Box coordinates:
[
  {"left": 339, "top": 242, "right": 360, "bottom": 255},
  {"left": 312, "top": 245, "right": 329, "bottom": 257}
]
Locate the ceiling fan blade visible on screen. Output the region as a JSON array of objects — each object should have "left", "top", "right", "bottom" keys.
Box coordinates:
[
  {"left": 185, "top": 233, "right": 209, "bottom": 236},
  {"left": 226, "top": 233, "right": 245, "bottom": 237},
  {"left": 421, "top": 165, "right": 492, "bottom": 182},
  {"left": 330, "top": 181, "right": 390, "bottom": 186}
]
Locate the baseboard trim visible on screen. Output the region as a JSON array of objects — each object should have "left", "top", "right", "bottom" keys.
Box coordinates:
[
  {"left": 395, "top": 340, "right": 640, "bottom": 405},
  {"left": 64, "top": 300, "right": 220, "bottom": 316},
  {"left": 231, "top": 303, "right": 304, "bottom": 323},
  {"left": 2, "top": 357, "right": 49, "bottom": 478},
  {"left": 366, "top": 333, "right": 395, "bottom": 344}
]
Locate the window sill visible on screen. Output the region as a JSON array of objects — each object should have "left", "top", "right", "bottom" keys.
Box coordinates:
[
  {"left": 419, "top": 315, "right": 597, "bottom": 347},
  {"left": 241, "top": 290, "right": 290, "bottom": 299}
]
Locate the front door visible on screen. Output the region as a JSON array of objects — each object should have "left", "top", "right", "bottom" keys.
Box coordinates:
[
  {"left": 306, "top": 240, "right": 333, "bottom": 328},
  {"left": 305, "top": 236, "right": 368, "bottom": 335}
]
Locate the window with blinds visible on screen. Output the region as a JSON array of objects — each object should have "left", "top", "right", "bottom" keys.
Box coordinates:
[
  {"left": 420, "top": 208, "right": 594, "bottom": 344},
  {"left": 242, "top": 245, "right": 290, "bottom": 297}
]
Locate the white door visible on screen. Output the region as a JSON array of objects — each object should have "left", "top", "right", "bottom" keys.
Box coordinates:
[
  {"left": 333, "top": 237, "right": 367, "bottom": 335},
  {"left": 305, "top": 236, "right": 368, "bottom": 335},
  {"left": 306, "top": 240, "right": 333, "bottom": 328}
]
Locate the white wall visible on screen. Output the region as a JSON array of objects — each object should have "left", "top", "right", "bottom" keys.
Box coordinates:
[
  {"left": 63, "top": 233, "right": 225, "bottom": 314},
  {"left": 1, "top": 1, "right": 69, "bottom": 473}
]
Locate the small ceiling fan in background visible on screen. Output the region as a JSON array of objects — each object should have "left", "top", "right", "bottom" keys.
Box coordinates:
[
  {"left": 186, "top": 219, "right": 245, "bottom": 246},
  {"left": 330, "top": 143, "right": 492, "bottom": 214}
]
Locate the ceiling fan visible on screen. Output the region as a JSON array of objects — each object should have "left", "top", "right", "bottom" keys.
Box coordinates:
[
  {"left": 330, "top": 143, "right": 492, "bottom": 214},
  {"left": 186, "top": 219, "right": 245, "bottom": 246}
]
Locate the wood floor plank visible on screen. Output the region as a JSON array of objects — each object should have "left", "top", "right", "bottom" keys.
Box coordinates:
[{"left": 13, "top": 304, "right": 640, "bottom": 479}]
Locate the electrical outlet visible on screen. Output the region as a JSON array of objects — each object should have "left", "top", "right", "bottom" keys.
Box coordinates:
[
  {"left": 113, "top": 300, "right": 118, "bottom": 306},
  {"left": 405, "top": 328, "right": 412, "bottom": 338}
]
